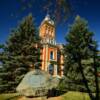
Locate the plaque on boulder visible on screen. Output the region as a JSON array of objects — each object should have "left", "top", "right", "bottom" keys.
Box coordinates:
[{"left": 16, "top": 69, "right": 60, "bottom": 97}]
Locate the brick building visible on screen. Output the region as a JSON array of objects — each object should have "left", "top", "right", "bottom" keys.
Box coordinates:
[{"left": 39, "top": 14, "right": 64, "bottom": 77}]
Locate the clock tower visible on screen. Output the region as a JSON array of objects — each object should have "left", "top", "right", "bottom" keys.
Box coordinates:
[
  {"left": 39, "top": 14, "right": 56, "bottom": 44},
  {"left": 39, "top": 14, "right": 64, "bottom": 77}
]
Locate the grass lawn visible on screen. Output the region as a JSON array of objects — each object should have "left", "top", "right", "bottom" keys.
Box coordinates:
[
  {"left": 62, "top": 91, "right": 90, "bottom": 100},
  {"left": 0, "top": 93, "right": 20, "bottom": 100},
  {"left": 0, "top": 91, "right": 90, "bottom": 100}
]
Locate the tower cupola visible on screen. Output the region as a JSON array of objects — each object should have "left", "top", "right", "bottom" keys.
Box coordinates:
[{"left": 39, "top": 14, "right": 56, "bottom": 45}]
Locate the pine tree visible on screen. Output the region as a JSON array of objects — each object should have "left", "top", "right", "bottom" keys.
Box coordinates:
[
  {"left": 0, "top": 14, "right": 42, "bottom": 93},
  {"left": 64, "top": 16, "right": 99, "bottom": 100}
]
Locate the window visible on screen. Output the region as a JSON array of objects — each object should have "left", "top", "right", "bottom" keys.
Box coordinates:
[
  {"left": 57, "top": 51, "right": 61, "bottom": 60},
  {"left": 51, "top": 28, "right": 53, "bottom": 36},
  {"left": 48, "top": 64, "right": 54, "bottom": 75},
  {"left": 45, "top": 25, "right": 47, "bottom": 30},
  {"left": 50, "top": 51, "right": 54, "bottom": 60}
]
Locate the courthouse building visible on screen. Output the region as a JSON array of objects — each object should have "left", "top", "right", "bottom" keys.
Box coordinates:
[{"left": 39, "top": 14, "right": 64, "bottom": 77}]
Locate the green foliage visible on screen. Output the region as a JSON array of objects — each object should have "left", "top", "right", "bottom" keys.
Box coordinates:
[
  {"left": 50, "top": 61, "right": 57, "bottom": 65},
  {"left": 0, "top": 14, "right": 41, "bottom": 93},
  {"left": 64, "top": 15, "right": 98, "bottom": 93},
  {"left": 58, "top": 77, "right": 87, "bottom": 92},
  {"left": 57, "top": 78, "right": 67, "bottom": 92},
  {"left": 0, "top": 44, "right": 4, "bottom": 49}
]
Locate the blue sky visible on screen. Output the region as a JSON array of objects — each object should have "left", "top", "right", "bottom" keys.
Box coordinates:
[{"left": 0, "top": 0, "right": 100, "bottom": 49}]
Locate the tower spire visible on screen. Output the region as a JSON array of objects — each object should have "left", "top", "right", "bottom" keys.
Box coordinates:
[{"left": 44, "top": 14, "right": 50, "bottom": 21}]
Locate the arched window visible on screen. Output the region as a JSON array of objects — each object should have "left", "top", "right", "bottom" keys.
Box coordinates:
[{"left": 48, "top": 64, "right": 54, "bottom": 75}]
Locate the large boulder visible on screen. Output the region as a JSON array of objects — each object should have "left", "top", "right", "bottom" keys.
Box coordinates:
[{"left": 16, "top": 69, "right": 60, "bottom": 97}]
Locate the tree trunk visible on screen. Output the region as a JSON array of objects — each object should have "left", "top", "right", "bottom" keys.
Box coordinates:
[
  {"left": 93, "top": 49, "right": 99, "bottom": 100},
  {"left": 78, "top": 55, "right": 95, "bottom": 100}
]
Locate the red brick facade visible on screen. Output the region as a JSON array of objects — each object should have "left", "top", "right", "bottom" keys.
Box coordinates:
[{"left": 39, "top": 14, "right": 64, "bottom": 77}]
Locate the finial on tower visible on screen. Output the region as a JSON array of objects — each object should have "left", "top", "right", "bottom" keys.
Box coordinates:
[
  {"left": 40, "top": 12, "right": 55, "bottom": 26},
  {"left": 44, "top": 13, "right": 50, "bottom": 21}
]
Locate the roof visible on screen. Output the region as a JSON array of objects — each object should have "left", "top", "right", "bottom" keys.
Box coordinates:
[{"left": 41, "top": 14, "right": 55, "bottom": 26}]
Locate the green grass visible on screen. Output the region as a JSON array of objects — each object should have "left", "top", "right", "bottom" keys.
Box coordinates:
[
  {"left": 0, "top": 93, "right": 20, "bottom": 100},
  {"left": 0, "top": 91, "right": 91, "bottom": 100},
  {"left": 62, "top": 91, "right": 90, "bottom": 100}
]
